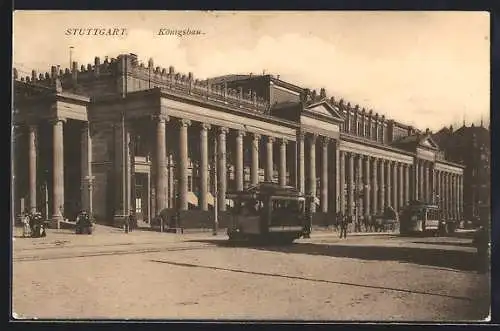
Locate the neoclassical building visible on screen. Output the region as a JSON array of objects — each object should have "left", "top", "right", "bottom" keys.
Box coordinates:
[{"left": 12, "top": 53, "right": 465, "bottom": 229}]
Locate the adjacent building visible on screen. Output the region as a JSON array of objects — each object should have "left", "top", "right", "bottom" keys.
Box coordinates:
[
  {"left": 12, "top": 53, "right": 465, "bottom": 229},
  {"left": 432, "top": 123, "right": 490, "bottom": 224}
]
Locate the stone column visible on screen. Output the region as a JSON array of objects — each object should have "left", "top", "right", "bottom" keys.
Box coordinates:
[
  {"left": 51, "top": 118, "right": 65, "bottom": 228},
  {"left": 449, "top": 173, "right": 454, "bottom": 219},
  {"left": 414, "top": 161, "right": 419, "bottom": 201},
  {"left": 178, "top": 119, "right": 191, "bottom": 211},
  {"left": 379, "top": 159, "right": 385, "bottom": 213},
  {"left": 446, "top": 173, "right": 450, "bottom": 217},
  {"left": 371, "top": 158, "right": 378, "bottom": 215},
  {"left": 331, "top": 140, "right": 340, "bottom": 214},
  {"left": 279, "top": 138, "right": 287, "bottom": 187},
  {"left": 398, "top": 163, "right": 404, "bottom": 210},
  {"left": 320, "top": 137, "right": 329, "bottom": 213},
  {"left": 392, "top": 161, "right": 398, "bottom": 211},
  {"left": 459, "top": 175, "right": 463, "bottom": 219},
  {"left": 363, "top": 155, "right": 370, "bottom": 217},
  {"left": 425, "top": 162, "right": 430, "bottom": 203},
  {"left": 440, "top": 171, "right": 444, "bottom": 212},
  {"left": 435, "top": 170, "right": 440, "bottom": 208},
  {"left": 456, "top": 174, "right": 460, "bottom": 219},
  {"left": 347, "top": 153, "right": 354, "bottom": 217},
  {"left": 235, "top": 130, "right": 245, "bottom": 191},
  {"left": 251, "top": 133, "right": 260, "bottom": 186},
  {"left": 386, "top": 161, "right": 392, "bottom": 208},
  {"left": 452, "top": 174, "right": 457, "bottom": 219},
  {"left": 199, "top": 123, "right": 210, "bottom": 210},
  {"left": 419, "top": 160, "right": 425, "bottom": 202},
  {"left": 297, "top": 131, "right": 305, "bottom": 194},
  {"left": 308, "top": 134, "right": 318, "bottom": 213},
  {"left": 404, "top": 164, "right": 410, "bottom": 206},
  {"left": 155, "top": 116, "right": 168, "bottom": 213},
  {"left": 218, "top": 127, "right": 228, "bottom": 211},
  {"left": 265, "top": 136, "right": 274, "bottom": 182},
  {"left": 339, "top": 151, "right": 346, "bottom": 215},
  {"left": 113, "top": 118, "right": 131, "bottom": 224},
  {"left": 81, "top": 122, "right": 93, "bottom": 214},
  {"left": 28, "top": 123, "right": 37, "bottom": 213}
]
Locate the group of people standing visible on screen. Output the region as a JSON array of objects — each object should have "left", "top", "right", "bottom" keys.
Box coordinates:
[{"left": 21, "top": 211, "right": 46, "bottom": 238}]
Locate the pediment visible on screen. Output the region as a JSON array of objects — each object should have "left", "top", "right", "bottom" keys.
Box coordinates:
[
  {"left": 303, "top": 100, "right": 344, "bottom": 123},
  {"left": 419, "top": 135, "right": 439, "bottom": 150}
]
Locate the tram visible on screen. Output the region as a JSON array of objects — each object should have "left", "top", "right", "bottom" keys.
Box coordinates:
[
  {"left": 399, "top": 200, "right": 456, "bottom": 236},
  {"left": 226, "top": 182, "right": 307, "bottom": 244}
]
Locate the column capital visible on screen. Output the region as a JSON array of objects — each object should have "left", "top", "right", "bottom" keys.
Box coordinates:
[
  {"left": 280, "top": 137, "right": 288, "bottom": 145},
  {"left": 200, "top": 122, "right": 211, "bottom": 131},
  {"left": 218, "top": 126, "right": 229, "bottom": 135},
  {"left": 81, "top": 121, "right": 91, "bottom": 133},
  {"left": 252, "top": 132, "right": 261, "bottom": 140},
  {"left": 151, "top": 114, "right": 170, "bottom": 123},
  {"left": 49, "top": 117, "right": 66, "bottom": 125},
  {"left": 236, "top": 129, "right": 246, "bottom": 138},
  {"left": 321, "top": 136, "right": 330, "bottom": 147},
  {"left": 297, "top": 130, "right": 306, "bottom": 140},
  {"left": 179, "top": 118, "right": 191, "bottom": 127},
  {"left": 267, "top": 136, "right": 275, "bottom": 143},
  {"left": 307, "top": 132, "right": 319, "bottom": 142}
]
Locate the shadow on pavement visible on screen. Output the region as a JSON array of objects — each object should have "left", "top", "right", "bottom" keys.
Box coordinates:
[
  {"left": 411, "top": 241, "right": 474, "bottom": 248},
  {"left": 149, "top": 259, "right": 476, "bottom": 302},
  {"left": 187, "top": 239, "right": 479, "bottom": 272}
]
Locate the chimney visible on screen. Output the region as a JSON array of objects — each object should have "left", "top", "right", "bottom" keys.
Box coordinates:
[
  {"left": 72, "top": 61, "right": 78, "bottom": 83},
  {"left": 94, "top": 57, "right": 100, "bottom": 76},
  {"left": 320, "top": 88, "right": 326, "bottom": 99},
  {"left": 31, "top": 70, "right": 37, "bottom": 82},
  {"left": 51, "top": 66, "right": 58, "bottom": 79}
]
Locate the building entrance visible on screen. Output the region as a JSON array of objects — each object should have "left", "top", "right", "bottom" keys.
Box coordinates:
[{"left": 133, "top": 172, "right": 149, "bottom": 227}]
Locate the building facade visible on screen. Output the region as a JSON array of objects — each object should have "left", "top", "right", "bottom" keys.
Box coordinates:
[
  {"left": 12, "top": 53, "right": 465, "bottom": 229},
  {"left": 432, "top": 123, "right": 490, "bottom": 223}
]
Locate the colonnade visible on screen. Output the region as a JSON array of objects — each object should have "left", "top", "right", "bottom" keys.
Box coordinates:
[
  {"left": 17, "top": 115, "right": 464, "bottom": 226},
  {"left": 17, "top": 118, "right": 93, "bottom": 228}
]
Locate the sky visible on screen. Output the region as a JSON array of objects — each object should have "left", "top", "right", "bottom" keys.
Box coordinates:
[{"left": 13, "top": 11, "right": 490, "bottom": 131}]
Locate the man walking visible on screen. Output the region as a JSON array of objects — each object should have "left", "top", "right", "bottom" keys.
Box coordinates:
[
  {"left": 340, "top": 213, "right": 349, "bottom": 239},
  {"left": 123, "top": 213, "right": 130, "bottom": 234}
]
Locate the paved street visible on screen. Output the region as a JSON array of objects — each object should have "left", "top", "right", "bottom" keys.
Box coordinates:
[{"left": 12, "top": 225, "right": 490, "bottom": 321}]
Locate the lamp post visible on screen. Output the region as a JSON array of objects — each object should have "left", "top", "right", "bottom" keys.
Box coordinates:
[{"left": 84, "top": 175, "right": 95, "bottom": 216}]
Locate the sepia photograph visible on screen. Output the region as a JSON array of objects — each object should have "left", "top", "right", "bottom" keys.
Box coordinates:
[{"left": 11, "top": 10, "right": 491, "bottom": 321}]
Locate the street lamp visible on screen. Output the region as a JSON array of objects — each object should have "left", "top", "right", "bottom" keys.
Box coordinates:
[{"left": 84, "top": 175, "right": 95, "bottom": 217}]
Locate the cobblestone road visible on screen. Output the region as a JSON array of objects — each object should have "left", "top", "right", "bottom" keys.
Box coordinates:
[{"left": 12, "top": 226, "right": 490, "bottom": 321}]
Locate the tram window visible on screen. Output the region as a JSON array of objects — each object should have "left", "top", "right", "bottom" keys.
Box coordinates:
[{"left": 242, "top": 200, "right": 260, "bottom": 216}]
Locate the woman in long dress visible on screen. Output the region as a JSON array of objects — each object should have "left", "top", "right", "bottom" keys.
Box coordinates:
[{"left": 22, "top": 212, "right": 31, "bottom": 238}]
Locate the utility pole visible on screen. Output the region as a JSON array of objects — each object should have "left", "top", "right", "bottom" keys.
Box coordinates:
[{"left": 213, "top": 134, "right": 219, "bottom": 235}]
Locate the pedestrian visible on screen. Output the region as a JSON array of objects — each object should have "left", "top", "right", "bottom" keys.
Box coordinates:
[
  {"left": 340, "top": 213, "right": 349, "bottom": 239},
  {"left": 303, "top": 195, "right": 313, "bottom": 239},
  {"left": 22, "top": 211, "right": 31, "bottom": 238},
  {"left": 123, "top": 213, "right": 130, "bottom": 234},
  {"left": 128, "top": 211, "right": 136, "bottom": 232}
]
